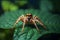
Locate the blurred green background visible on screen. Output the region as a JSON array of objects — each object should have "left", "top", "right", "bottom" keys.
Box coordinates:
[{"left": 0, "top": 0, "right": 60, "bottom": 40}]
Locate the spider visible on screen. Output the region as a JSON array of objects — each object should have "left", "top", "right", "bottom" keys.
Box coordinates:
[{"left": 13, "top": 13, "right": 46, "bottom": 32}]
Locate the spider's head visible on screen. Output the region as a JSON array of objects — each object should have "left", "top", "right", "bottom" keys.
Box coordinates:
[
  {"left": 26, "top": 14, "right": 32, "bottom": 16},
  {"left": 25, "top": 13, "right": 32, "bottom": 17},
  {"left": 25, "top": 13, "right": 33, "bottom": 21}
]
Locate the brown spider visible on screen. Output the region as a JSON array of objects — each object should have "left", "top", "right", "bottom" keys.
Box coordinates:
[{"left": 13, "top": 13, "right": 46, "bottom": 32}]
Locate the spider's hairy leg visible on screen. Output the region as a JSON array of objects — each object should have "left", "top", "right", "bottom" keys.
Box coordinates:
[
  {"left": 21, "top": 19, "right": 26, "bottom": 32},
  {"left": 13, "top": 15, "right": 24, "bottom": 27},
  {"left": 35, "top": 18, "right": 46, "bottom": 30},
  {"left": 32, "top": 20, "right": 40, "bottom": 31},
  {"left": 13, "top": 17, "right": 21, "bottom": 27}
]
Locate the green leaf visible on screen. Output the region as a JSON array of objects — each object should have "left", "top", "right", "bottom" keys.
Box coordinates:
[
  {"left": 0, "top": 9, "right": 60, "bottom": 40},
  {"left": 0, "top": 0, "right": 60, "bottom": 40},
  {"left": 2, "top": 1, "right": 18, "bottom": 11}
]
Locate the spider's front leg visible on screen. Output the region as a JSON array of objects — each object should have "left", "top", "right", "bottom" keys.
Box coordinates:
[
  {"left": 13, "top": 15, "right": 24, "bottom": 28},
  {"left": 32, "top": 20, "right": 40, "bottom": 31},
  {"left": 21, "top": 19, "right": 26, "bottom": 32},
  {"left": 34, "top": 16, "right": 46, "bottom": 30},
  {"left": 13, "top": 17, "right": 21, "bottom": 28}
]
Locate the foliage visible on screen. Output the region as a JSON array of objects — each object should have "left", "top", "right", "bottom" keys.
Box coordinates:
[
  {"left": 0, "top": 9, "right": 60, "bottom": 40},
  {"left": 2, "top": 1, "right": 18, "bottom": 11},
  {"left": 1, "top": 1, "right": 28, "bottom": 11},
  {"left": 0, "top": 0, "right": 60, "bottom": 40}
]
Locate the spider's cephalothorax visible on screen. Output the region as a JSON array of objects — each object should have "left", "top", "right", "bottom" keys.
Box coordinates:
[{"left": 13, "top": 13, "right": 46, "bottom": 32}]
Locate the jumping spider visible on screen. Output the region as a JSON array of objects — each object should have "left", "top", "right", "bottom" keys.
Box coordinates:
[{"left": 13, "top": 13, "right": 46, "bottom": 32}]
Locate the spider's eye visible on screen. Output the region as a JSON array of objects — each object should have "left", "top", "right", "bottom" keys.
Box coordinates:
[
  {"left": 26, "top": 15, "right": 32, "bottom": 16},
  {"left": 29, "top": 15, "right": 32, "bottom": 16},
  {"left": 26, "top": 14, "right": 32, "bottom": 16}
]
